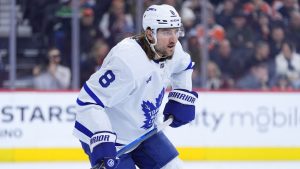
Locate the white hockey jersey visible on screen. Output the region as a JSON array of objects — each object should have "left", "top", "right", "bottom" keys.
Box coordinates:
[{"left": 73, "top": 37, "right": 193, "bottom": 149}]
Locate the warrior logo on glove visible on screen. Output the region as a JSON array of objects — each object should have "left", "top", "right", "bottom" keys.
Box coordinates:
[{"left": 163, "top": 89, "right": 198, "bottom": 128}]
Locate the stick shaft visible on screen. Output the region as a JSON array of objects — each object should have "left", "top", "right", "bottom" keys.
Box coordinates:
[
  {"left": 116, "top": 116, "right": 173, "bottom": 157},
  {"left": 92, "top": 116, "right": 173, "bottom": 169}
]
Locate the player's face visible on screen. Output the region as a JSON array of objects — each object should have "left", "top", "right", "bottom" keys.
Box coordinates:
[{"left": 155, "top": 28, "right": 179, "bottom": 57}]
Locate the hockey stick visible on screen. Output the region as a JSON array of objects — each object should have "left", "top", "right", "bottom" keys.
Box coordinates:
[
  {"left": 93, "top": 116, "right": 174, "bottom": 169},
  {"left": 116, "top": 115, "right": 174, "bottom": 157}
]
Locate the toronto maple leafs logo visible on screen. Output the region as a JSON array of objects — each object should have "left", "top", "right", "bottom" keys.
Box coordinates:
[
  {"left": 141, "top": 88, "right": 165, "bottom": 129},
  {"left": 170, "top": 10, "right": 176, "bottom": 16}
]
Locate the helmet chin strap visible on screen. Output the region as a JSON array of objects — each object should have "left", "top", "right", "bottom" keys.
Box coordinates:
[{"left": 145, "top": 30, "right": 169, "bottom": 60}]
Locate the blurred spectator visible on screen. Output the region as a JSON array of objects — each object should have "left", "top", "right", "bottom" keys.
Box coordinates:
[
  {"left": 181, "top": 7, "right": 196, "bottom": 34},
  {"left": 236, "top": 64, "right": 270, "bottom": 90},
  {"left": 182, "top": 0, "right": 214, "bottom": 24},
  {"left": 143, "top": 0, "right": 161, "bottom": 8},
  {"left": 271, "top": 74, "right": 294, "bottom": 90},
  {"left": 161, "top": 0, "right": 181, "bottom": 10},
  {"left": 80, "top": 7, "right": 103, "bottom": 58},
  {"left": 99, "top": 0, "right": 134, "bottom": 47},
  {"left": 220, "top": 74, "right": 236, "bottom": 89},
  {"left": 275, "top": 41, "right": 300, "bottom": 88},
  {"left": 23, "top": 0, "right": 59, "bottom": 34},
  {"left": 286, "top": 11, "right": 300, "bottom": 52},
  {"left": 194, "top": 12, "right": 225, "bottom": 51},
  {"left": 269, "top": 25, "right": 286, "bottom": 58},
  {"left": 42, "top": 0, "right": 73, "bottom": 66},
  {"left": 80, "top": 39, "right": 109, "bottom": 86},
  {"left": 245, "top": 41, "right": 271, "bottom": 69},
  {"left": 186, "top": 35, "right": 202, "bottom": 88},
  {"left": 243, "top": 0, "right": 273, "bottom": 18},
  {"left": 41, "top": 0, "right": 71, "bottom": 40},
  {"left": 215, "top": 0, "right": 236, "bottom": 29},
  {"left": 43, "top": 0, "right": 97, "bottom": 66},
  {"left": 203, "top": 61, "right": 223, "bottom": 90},
  {"left": 33, "top": 48, "right": 71, "bottom": 90},
  {"left": 226, "top": 10, "right": 255, "bottom": 50},
  {"left": 276, "top": 0, "right": 299, "bottom": 25},
  {"left": 93, "top": 0, "right": 112, "bottom": 27},
  {"left": 186, "top": 33, "right": 202, "bottom": 87},
  {"left": 245, "top": 41, "right": 276, "bottom": 79},
  {"left": 180, "top": 7, "right": 197, "bottom": 50},
  {"left": 210, "top": 39, "right": 243, "bottom": 79},
  {"left": 253, "top": 13, "right": 272, "bottom": 41},
  {"left": 187, "top": 35, "right": 202, "bottom": 71}
]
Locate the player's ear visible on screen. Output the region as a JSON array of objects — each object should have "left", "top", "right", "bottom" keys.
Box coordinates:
[{"left": 145, "top": 28, "right": 154, "bottom": 42}]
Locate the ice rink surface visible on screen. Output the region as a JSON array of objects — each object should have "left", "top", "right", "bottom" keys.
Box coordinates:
[{"left": 1, "top": 161, "right": 300, "bottom": 169}]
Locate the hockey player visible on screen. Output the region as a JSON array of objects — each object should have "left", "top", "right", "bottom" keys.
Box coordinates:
[{"left": 73, "top": 4, "right": 198, "bottom": 169}]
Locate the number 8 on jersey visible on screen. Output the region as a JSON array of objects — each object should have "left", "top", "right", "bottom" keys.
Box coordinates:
[{"left": 99, "top": 70, "right": 115, "bottom": 88}]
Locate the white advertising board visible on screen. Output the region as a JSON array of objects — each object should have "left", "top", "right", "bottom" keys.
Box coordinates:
[
  {"left": 0, "top": 92, "right": 78, "bottom": 148},
  {"left": 0, "top": 91, "right": 299, "bottom": 148},
  {"left": 165, "top": 92, "right": 300, "bottom": 147},
  {"left": 0, "top": 91, "right": 300, "bottom": 162}
]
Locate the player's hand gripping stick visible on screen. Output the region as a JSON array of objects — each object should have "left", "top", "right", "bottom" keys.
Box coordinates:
[{"left": 92, "top": 116, "right": 174, "bottom": 169}]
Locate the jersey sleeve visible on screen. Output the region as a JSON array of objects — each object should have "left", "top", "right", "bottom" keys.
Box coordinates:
[
  {"left": 73, "top": 56, "right": 136, "bottom": 144},
  {"left": 170, "top": 42, "right": 194, "bottom": 90}
]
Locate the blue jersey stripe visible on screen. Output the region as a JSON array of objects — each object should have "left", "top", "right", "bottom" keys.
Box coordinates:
[
  {"left": 184, "top": 60, "right": 194, "bottom": 70},
  {"left": 75, "top": 121, "right": 93, "bottom": 138},
  {"left": 76, "top": 98, "right": 98, "bottom": 106},
  {"left": 83, "top": 83, "right": 105, "bottom": 108}
]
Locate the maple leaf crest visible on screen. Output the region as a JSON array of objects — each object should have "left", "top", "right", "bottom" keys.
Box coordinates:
[{"left": 140, "top": 88, "right": 165, "bottom": 129}]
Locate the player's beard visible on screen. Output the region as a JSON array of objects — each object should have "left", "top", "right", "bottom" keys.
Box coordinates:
[{"left": 155, "top": 43, "right": 175, "bottom": 58}]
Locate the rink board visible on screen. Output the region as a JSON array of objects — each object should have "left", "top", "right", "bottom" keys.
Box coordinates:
[{"left": 0, "top": 90, "right": 300, "bottom": 161}]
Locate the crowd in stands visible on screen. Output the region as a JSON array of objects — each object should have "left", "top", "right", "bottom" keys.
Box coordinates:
[{"left": 1, "top": 0, "right": 300, "bottom": 90}]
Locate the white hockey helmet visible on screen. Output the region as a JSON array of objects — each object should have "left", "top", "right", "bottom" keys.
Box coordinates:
[
  {"left": 142, "top": 4, "right": 184, "bottom": 59},
  {"left": 143, "top": 4, "right": 183, "bottom": 34}
]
